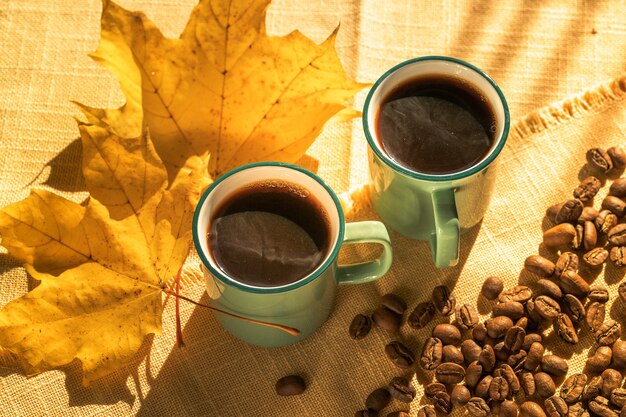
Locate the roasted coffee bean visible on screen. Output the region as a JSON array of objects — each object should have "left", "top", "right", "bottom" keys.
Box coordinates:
[
  {"left": 554, "top": 313, "right": 579, "bottom": 344},
  {"left": 355, "top": 410, "right": 378, "bottom": 417},
  {"left": 349, "top": 314, "right": 372, "bottom": 340},
  {"left": 493, "top": 301, "right": 525, "bottom": 320},
  {"left": 478, "top": 344, "right": 496, "bottom": 372},
  {"left": 420, "top": 337, "right": 443, "bottom": 370},
  {"left": 535, "top": 372, "right": 557, "bottom": 399},
  {"left": 545, "top": 396, "right": 569, "bottom": 417},
  {"left": 562, "top": 294, "right": 586, "bottom": 323},
  {"left": 408, "top": 301, "right": 436, "bottom": 329},
  {"left": 494, "top": 341, "right": 511, "bottom": 361},
  {"left": 542, "top": 355, "right": 569, "bottom": 377},
  {"left": 559, "top": 270, "right": 590, "bottom": 298},
  {"left": 450, "top": 384, "right": 471, "bottom": 406},
  {"left": 596, "top": 320, "right": 622, "bottom": 346},
  {"left": 568, "top": 403, "right": 590, "bottom": 417},
  {"left": 610, "top": 224, "right": 626, "bottom": 245},
  {"left": 574, "top": 176, "right": 601, "bottom": 201},
  {"left": 467, "top": 397, "right": 490, "bottom": 417},
  {"left": 487, "top": 316, "right": 514, "bottom": 338},
  {"left": 548, "top": 203, "right": 564, "bottom": 223},
  {"left": 601, "top": 368, "right": 623, "bottom": 397},
  {"left": 597, "top": 209, "right": 619, "bottom": 234},
  {"left": 442, "top": 345, "right": 464, "bottom": 365},
  {"left": 388, "top": 377, "right": 416, "bottom": 403},
  {"left": 589, "top": 396, "right": 619, "bottom": 417},
  {"left": 455, "top": 303, "right": 479, "bottom": 329},
  {"left": 475, "top": 375, "right": 494, "bottom": 399},
  {"left": 499, "top": 363, "right": 521, "bottom": 394},
  {"left": 620, "top": 282, "right": 626, "bottom": 302},
  {"left": 611, "top": 178, "right": 626, "bottom": 197},
  {"left": 604, "top": 196, "right": 626, "bottom": 217},
  {"left": 544, "top": 223, "right": 577, "bottom": 247},
  {"left": 583, "top": 247, "right": 609, "bottom": 267},
  {"left": 537, "top": 279, "right": 563, "bottom": 300},
  {"left": 579, "top": 206, "right": 600, "bottom": 224},
  {"left": 521, "top": 401, "right": 547, "bottom": 417},
  {"left": 504, "top": 325, "right": 526, "bottom": 352},
  {"left": 432, "top": 324, "right": 462, "bottom": 345},
  {"left": 582, "top": 375, "right": 603, "bottom": 402},
  {"left": 520, "top": 370, "right": 536, "bottom": 396},
  {"left": 611, "top": 389, "right": 626, "bottom": 408},
  {"left": 589, "top": 285, "right": 610, "bottom": 303},
  {"left": 583, "top": 221, "right": 598, "bottom": 250},
  {"left": 415, "top": 406, "right": 436, "bottom": 417},
  {"left": 526, "top": 255, "right": 557, "bottom": 277},
  {"left": 466, "top": 360, "right": 483, "bottom": 387},
  {"left": 366, "top": 388, "right": 392, "bottom": 411},
  {"left": 588, "top": 148, "right": 614, "bottom": 173},
  {"left": 432, "top": 286, "right": 455, "bottom": 316},
  {"left": 508, "top": 350, "right": 528, "bottom": 371},
  {"left": 387, "top": 412, "right": 410, "bottom": 417},
  {"left": 535, "top": 295, "right": 561, "bottom": 319},
  {"left": 384, "top": 341, "right": 414, "bottom": 369},
  {"left": 586, "top": 346, "right": 613, "bottom": 373},
  {"left": 381, "top": 293, "right": 407, "bottom": 315},
  {"left": 525, "top": 342, "right": 545, "bottom": 371},
  {"left": 372, "top": 306, "right": 402, "bottom": 333},
  {"left": 612, "top": 341, "right": 626, "bottom": 370},
  {"left": 572, "top": 224, "right": 584, "bottom": 250},
  {"left": 424, "top": 382, "right": 447, "bottom": 400},
  {"left": 499, "top": 400, "right": 519, "bottom": 417},
  {"left": 482, "top": 276, "right": 504, "bottom": 300},
  {"left": 435, "top": 362, "right": 465, "bottom": 384},
  {"left": 555, "top": 252, "right": 579, "bottom": 277},
  {"left": 433, "top": 391, "right": 453, "bottom": 414},
  {"left": 461, "top": 339, "right": 482, "bottom": 365},
  {"left": 526, "top": 299, "right": 544, "bottom": 324},
  {"left": 561, "top": 374, "right": 587, "bottom": 403},
  {"left": 523, "top": 333, "right": 543, "bottom": 351},
  {"left": 556, "top": 199, "right": 584, "bottom": 224},
  {"left": 489, "top": 376, "right": 510, "bottom": 401},
  {"left": 499, "top": 285, "right": 533, "bottom": 303},
  {"left": 608, "top": 146, "right": 626, "bottom": 167},
  {"left": 517, "top": 316, "right": 530, "bottom": 329},
  {"left": 611, "top": 247, "right": 626, "bottom": 267},
  {"left": 472, "top": 322, "right": 488, "bottom": 342},
  {"left": 587, "top": 301, "right": 606, "bottom": 332},
  {"left": 275, "top": 375, "right": 306, "bottom": 396}
]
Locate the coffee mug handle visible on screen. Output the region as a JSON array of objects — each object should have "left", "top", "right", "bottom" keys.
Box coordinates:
[
  {"left": 337, "top": 221, "right": 393, "bottom": 285},
  {"left": 430, "top": 188, "right": 460, "bottom": 267}
]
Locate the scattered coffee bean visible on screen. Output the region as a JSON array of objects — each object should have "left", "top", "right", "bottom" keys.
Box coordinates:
[
  {"left": 493, "top": 301, "right": 525, "bottom": 320},
  {"left": 567, "top": 402, "right": 590, "bottom": 417},
  {"left": 562, "top": 294, "right": 586, "bottom": 323},
  {"left": 475, "top": 375, "right": 493, "bottom": 399},
  {"left": 472, "top": 322, "right": 488, "bottom": 342},
  {"left": 547, "top": 203, "right": 563, "bottom": 223},
  {"left": 487, "top": 316, "right": 514, "bottom": 338},
  {"left": 589, "top": 285, "right": 610, "bottom": 303},
  {"left": 535, "top": 372, "right": 557, "bottom": 399},
  {"left": 537, "top": 279, "right": 563, "bottom": 300},
  {"left": 523, "top": 333, "right": 543, "bottom": 351},
  {"left": 587, "top": 148, "right": 614, "bottom": 173},
  {"left": 432, "top": 323, "right": 462, "bottom": 345},
  {"left": 384, "top": 341, "right": 414, "bottom": 369},
  {"left": 525, "top": 255, "right": 556, "bottom": 277},
  {"left": 478, "top": 344, "right": 496, "bottom": 372},
  {"left": 461, "top": 339, "right": 482, "bottom": 365},
  {"left": 521, "top": 401, "right": 547, "bottom": 417},
  {"left": 504, "top": 325, "right": 526, "bottom": 352},
  {"left": 558, "top": 269, "right": 590, "bottom": 297},
  {"left": 612, "top": 341, "right": 626, "bottom": 369},
  {"left": 467, "top": 397, "right": 490, "bottom": 417},
  {"left": 545, "top": 395, "right": 569, "bottom": 417},
  {"left": 508, "top": 349, "right": 528, "bottom": 371},
  {"left": 588, "top": 396, "right": 619, "bottom": 417},
  {"left": 586, "top": 346, "right": 613, "bottom": 374},
  {"left": 574, "top": 176, "right": 601, "bottom": 201},
  {"left": 525, "top": 342, "right": 545, "bottom": 371},
  {"left": 610, "top": 178, "right": 626, "bottom": 197},
  {"left": 582, "top": 375, "right": 603, "bottom": 402},
  {"left": 517, "top": 316, "right": 530, "bottom": 329},
  {"left": 596, "top": 320, "right": 622, "bottom": 346},
  {"left": 415, "top": 406, "right": 435, "bottom": 417},
  {"left": 500, "top": 363, "right": 521, "bottom": 394},
  {"left": 609, "top": 224, "right": 626, "bottom": 245},
  {"left": 610, "top": 246, "right": 626, "bottom": 267},
  {"left": 583, "top": 247, "right": 609, "bottom": 267},
  {"left": 372, "top": 306, "right": 402, "bottom": 333},
  {"left": 465, "top": 360, "right": 483, "bottom": 387},
  {"left": 407, "top": 301, "right": 435, "bottom": 329},
  {"left": 542, "top": 355, "right": 569, "bottom": 377},
  {"left": 583, "top": 220, "right": 598, "bottom": 250},
  {"left": 499, "top": 285, "right": 533, "bottom": 303},
  {"left": 494, "top": 341, "right": 510, "bottom": 361},
  {"left": 611, "top": 388, "right": 626, "bottom": 408},
  {"left": 455, "top": 303, "right": 479, "bottom": 329},
  {"left": 597, "top": 209, "right": 619, "bottom": 233},
  {"left": 556, "top": 199, "right": 584, "bottom": 224},
  {"left": 608, "top": 146, "right": 626, "bottom": 167},
  {"left": 424, "top": 382, "right": 447, "bottom": 401},
  {"left": 435, "top": 362, "right": 465, "bottom": 384},
  {"left": 601, "top": 368, "right": 623, "bottom": 397},
  {"left": 579, "top": 206, "right": 599, "bottom": 224},
  {"left": 433, "top": 391, "right": 453, "bottom": 414},
  {"left": 603, "top": 196, "right": 626, "bottom": 217},
  {"left": 442, "top": 345, "right": 464, "bottom": 365},
  {"left": 520, "top": 370, "right": 536, "bottom": 396},
  {"left": 572, "top": 224, "right": 584, "bottom": 250},
  {"left": 554, "top": 313, "right": 579, "bottom": 344},
  {"left": 450, "top": 384, "right": 471, "bottom": 406},
  {"left": 535, "top": 295, "right": 561, "bottom": 319},
  {"left": 499, "top": 400, "right": 519, "bottom": 417},
  {"left": 544, "top": 223, "right": 577, "bottom": 247},
  {"left": 366, "top": 388, "right": 391, "bottom": 411},
  {"left": 555, "top": 252, "right": 579, "bottom": 277},
  {"left": 381, "top": 293, "right": 407, "bottom": 315},
  {"left": 275, "top": 375, "right": 306, "bottom": 396},
  {"left": 586, "top": 301, "right": 606, "bottom": 332},
  {"left": 388, "top": 377, "right": 416, "bottom": 403},
  {"left": 432, "top": 285, "right": 455, "bottom": 316},
  {"left": 482, "top": 276, "right": 504, "bottom": 300},
  {"left": 349, "top": 314, "right": 372, "bottom": 340},
  {"left": 561, "top": 373, "right": 587, "bottom": 403},
  {"left": 489, "top": 375, "right": 509, "bottom": 401},
  {"left": 419, "top": 337, "right": 443, "bottom": 370}
]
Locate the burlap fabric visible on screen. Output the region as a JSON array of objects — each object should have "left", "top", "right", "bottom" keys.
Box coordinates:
[{"left": 0, "top": 0, "right": 625, "bottom": 416}]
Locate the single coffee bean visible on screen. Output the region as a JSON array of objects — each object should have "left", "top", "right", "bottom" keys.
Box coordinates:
[
  {"left": 408, "top": 301, "right": 436, "bottom": 329},
  {"left": 589, "top": 285, "right": 610, "bottom": 303},
  {"left": 555, "top": 252, "right": 579, "bottom": 277},
  {"left": 455, "top": 303, "right": 479, "bottom": 329},
  {"left": 366, "top": 388, "right": 392, "bottom": 411},
  {"left": 500, "top": 400, "right": 519, "bottom": 417},
  {"left": 472, "top": 322, "right": 488, "bottom": 342},
  {"left": 520, "top": 401, "right": 547, "bottom": 417},
  {"left": 589, "top": 396, "right": 619, "bottom": 417},
  {"left": 372, "top": 306, "right": 402, "bottom": 333},
  {"left": 558, "top": 270, "right": 590, "bottom": 297},
  {"left": 451, "top": 384, "right": 471, "bottom": 406},
  {"left": 523, "top": 333, "right": 543, "bottom": 351},
  {"left": 525, "top": 255, "right": 557, "bottom": 277},
  {"left": 535, "top": 372, "right": 557, "bottom": 399},
  {"left": 275, "top": 374, "right": 306, "bottom": 396},
  {"left": 544, "top": 223, "right": 577, "bottom": 247},
  {"left": 574, "top": 176, "right": 601, "bottom": 201},
  {"left": 433, "top": 391, "right": 453, "bottom": 414},
  {"left": 466, "top": 360, "right": 483, "bottom": 387},
  {"left": 547, "top": 203, "right": 563, "bottom": 223},
  {"left": 525, "top": 342, "right": 545, "bottom": 371},
  {"left": 487, "top": 316, "right": 514, "bottom": 339},
  {"left": 388, "top": 377, "right": 416, "bottom": 403},
  {"left": 554, "top": 313, "right": 579, "bottom": 344},
  {"left": 475, "top": 375, "right": 494, "bottom": 399},
  {"left": 349, "top": 314, "right": 372, "bottom": 340},
  {"left": 424, "top": 382, "right": 447, "bottom": 400},
  {"left": 586, "top": 346, "right": 613, "bottom": 374},
  {"left": 355, "top": 410, "right": 378, "bottom": 417},
  {"left": 381, "top": 293, "right": 407, "bottom": 315},
  {"left": 535, "top": 295, "right": 561, "bottom": 319},
  {"left": 620, "top": 282, "right": 626, "bottom": 302},
  {"left": 493, "top": 301, "right": 525, "bottom": 320},
  {"left": 557, "top": 199, "right": 585, "bottom": 224},
  {"left": 611, "top": 247, "right": 626, "bottom": 267},
  {"left": 579, "top": 206, "right": 600, "bottom": 224},
  {"left": 610, "top": 224, "right": 626, "bottom": 245},
  {"left": 489, "top": 376, "right": 510, "bottom": 401},
  {"left": 542, "top": 355, "right": 569, "bottom": 377},
  {"left": 520, "top": 370, "right": 536, "bottom": 396},
  {"left": 482, "top": 276, "right": 504, "bottom": 300},
  {"left": 494, "top": 341, "right": 511, "bottom": 361},
  {"left": 499, "top": 285, "right": 533, "bottom": 303},
  {"left": 432, "top": 323, "right": 462, "bottom": 346},
  {"left": 597, "top": 209, "right": 619, "bottom": 234},
  {"left": 601, "top": 368, "right": 623, "bottom": 397},
  {"left": 571, "top": 224, "right": 584, "bottom": 250},
  {"left": 583, "top": 220, "right": 598, "bottom": 250},
  {"left": 461, "top": 339, "right": 482, "bottom": 365},
  {"left": 432, "top": 285, "right": 455, "bottom": 316},
  {"left": 596, "top": 320, "right": 622, "bottom": 346},
  {"left": 604, "top": 196, "right": 626, "bottom": 217},
  {"left": 526, "top": 299, "right": 544, "bottom": 325},
  {"left": 508, "top": 349, "right": 528, "bottom": 371},
  {"left": 587, "top": 301, "right": 606, "bottom": 332},
  {"left": 442, "top": 345, "right": 464, "bottom": 365},
  {"left": 537, "top": 279, "right": 563, "bottom": 300},
  {"left": 612, "top": 341, "right": 626, "bottom": 369},
  {"left": 587, "top": 148, "right": 614, "bottom": 173},
  {"left": 517, "top": 316, "right": 530, "bottom": 330},
  {"left": 611, "top": 178, "right": 626, "bottom": 197},
  {"left": 582, "top": 375, "right": 603, "bottom": 402},
  {"left": 388, "top": 412, "right": 410, "bottom": 417},
  {"left": 611, "top": 388, "right": 626, "bottom": 408},
  {"left": 420, "top": 337, "right": 443, "bottom": 370},
  {"left": 568, "top": 402, "right": 590, "bottom": 417},
  {"left": 545, "top": 395, "right": 569, "bottom": 417},
  {"left": 415, "top": 406, "right": 436, "bottom": 417},
  {"left": 562, "top": 294, "right": 586, "bottom": 323},
  {"left": 499, "top": 363, "right": 521, "bottom": 394},
  {"left": 504, "top": 325, "right": 526, "bottom": 353},
  {"left": 467, "top": 397, "right": 490, "bottom": 417},
  {"left": 435, "top": 362, "right": 465, "bottom": 385},
  {"left": 561, "top": 374, "right": 587, "bottom": 403},
  {"left": 384, "top": 341, "right": 414, "bottom": 369},
  {"left": 608, "top": 146, "right": 626, "bottom": 167},
  {"left": 478, "top": 344, "right": 496, "bottom": 372},
  {"left": 583, "top": 247, "right": 609, "bottom": 267}
]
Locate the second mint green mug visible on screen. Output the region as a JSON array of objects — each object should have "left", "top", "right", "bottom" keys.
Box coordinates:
[
  {"left": 193, "top": 162, "right": 392, "bottom": 347},
  {"left": 364, "top": 56, "right": 510, "bottom": 268}
]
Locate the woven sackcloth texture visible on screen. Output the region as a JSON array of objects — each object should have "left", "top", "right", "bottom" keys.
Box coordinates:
[{"left": 1, "top": 0, "right": 626, "bottom": 416}]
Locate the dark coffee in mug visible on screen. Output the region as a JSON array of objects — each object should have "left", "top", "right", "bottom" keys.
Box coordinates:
[
  {"left": 207, "top": 180, "right": 331, "bottom": 287},
  {"left": 375, "top": 74, "right": 497, "bottom": 174}
]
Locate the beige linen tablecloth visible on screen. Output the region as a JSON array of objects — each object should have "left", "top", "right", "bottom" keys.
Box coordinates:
[{"left": 1, "top": 0, "right": 625, "bottom": 416}]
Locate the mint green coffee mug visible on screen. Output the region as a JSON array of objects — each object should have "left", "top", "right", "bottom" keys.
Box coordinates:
[
  {"left": 364, "top": 56, "right": 509, "bottom": 268},
  {"left": 192, "top": 162, "right": 392, "bottom": 347}
]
